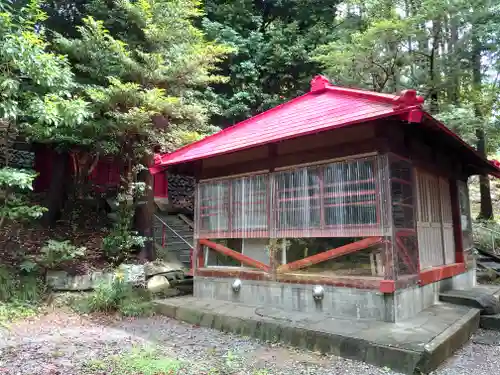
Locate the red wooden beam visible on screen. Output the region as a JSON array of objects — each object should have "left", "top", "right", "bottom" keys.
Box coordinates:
[
  {"left": 419, "top": 263, "right": 465, "bottom": 286},
  {"left": 199, "top": 239, "right": 271, "bottom": 272},
  {"left": 277, "top": 237, "right": 383, "bottom": 273},
  {"left": 395, "top": 236, "right": 418, "bottom": 274}
]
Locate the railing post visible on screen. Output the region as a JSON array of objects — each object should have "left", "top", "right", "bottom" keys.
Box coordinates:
[
  {"left": 492, "top": 232, "right": 496, "bottom": 254},
  {"left": 162, "top": 223, "right": 166, "bottom": 247}
]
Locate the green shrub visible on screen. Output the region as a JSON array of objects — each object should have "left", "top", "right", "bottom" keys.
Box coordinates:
[
  {"left": 102, "top": 192, "right": 147, "bottom": 263},
  {"left": 0, "top": 301, "right": 38, "bottom": 325},
  {"left": 118, "top": 297, "right": 154, "bottom": 317},
  {"left": 83, "top": 346, "right": 183, "bottom": 375},
  {"left": 0, "top": 266, "right": 43, "bottom": 303},
  {"left": 86, "top": 277, "right": 130, "bottom": 312},
  {"left": 0, "top": 266, "right": 43, "bottom": 323},
  {"left": 38, "top": 240, "right": 86, "bottom": 269},
  {"left": 73, "top": 275, "right": 153, "bottom": 317}
]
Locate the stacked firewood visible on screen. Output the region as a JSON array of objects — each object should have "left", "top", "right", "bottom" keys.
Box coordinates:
[
  {"left": 0, "top": 129, "right": 34, "bottom": 169},
  {"left": 1, "top": 149, "right": 35, "bottom": 169},
  {"left": 167, "top": 174, "right": 195, "bottom": 212}
]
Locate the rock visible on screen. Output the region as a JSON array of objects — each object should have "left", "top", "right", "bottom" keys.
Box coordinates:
[
  {"left": 144, "top": 260, "right": 182, "bottom": 278},
  {"left": 47, "top": 264, "right": 147, "bottom": 291},
  {"left": 147, "top": 275, "right": 171, "bottom": 293},
  {"left": 117, "top": 264, "right": 146, "bottom": 286},
  {"left": 46, "top": 270, "right": 114, "bottom": 291}
]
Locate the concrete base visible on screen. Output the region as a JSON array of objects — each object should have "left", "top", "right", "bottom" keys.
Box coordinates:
[
  {"left": 194, "top": 269, "right": 476, "bottom": 322},
  {"left": 154, "top": 297, "right": 480, "bottom": 374}
]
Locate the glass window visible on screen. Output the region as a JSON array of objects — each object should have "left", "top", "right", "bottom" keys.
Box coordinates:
[
  {"left": 323, "top": 159, "right": 377, "bottom": 226},
  {"left": 198, "top": 181, "right": 229, "bottom": 233},
  {"left": 205, "top": 239, "right": 243, "bottom": 267},
  {"left": 232, "top": 174, "right": 268, "bottom": 231},
  {"left": 275, "top": 167, "right": 321, "bottom": 230}
]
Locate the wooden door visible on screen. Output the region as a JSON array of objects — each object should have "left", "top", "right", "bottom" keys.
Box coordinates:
[{"left": 416, "top": 170, "right": 445, "bottom": 269}]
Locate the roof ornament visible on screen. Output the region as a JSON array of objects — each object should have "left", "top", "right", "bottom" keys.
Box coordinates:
[
  {"left": 310, "top": 75, "right": 331, "bottom": 92},
  {"left": 392, "top": 90, "right": 424, "bottom": 109}
]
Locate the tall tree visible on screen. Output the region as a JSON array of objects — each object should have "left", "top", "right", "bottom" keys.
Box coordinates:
[
  {"left": 313, "top": 0, "right": 500, "bottom": 218},
  {"left": 201, "top": 0, "right": 341, "bottom": 127}
]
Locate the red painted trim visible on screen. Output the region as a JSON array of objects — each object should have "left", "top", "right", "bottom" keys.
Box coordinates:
[
  {"left": 277, "top": 237, "right": 383, "bottom": 273},
  {"left": 418, "top": 263, "right": 466, "bottom": 286},
  {"left": 199, "top": 239, "right": 271, "bottom": 272},
  {"left": 379, "top": 280, "right": 396, "bottom": 293},
  {"left": 197, "top": 243, "right": 204, "bottom": 268}
]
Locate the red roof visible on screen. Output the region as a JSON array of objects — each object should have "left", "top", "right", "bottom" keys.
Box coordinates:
[{"left": 152, "top": 76, "right": 500, "bottom": 177}]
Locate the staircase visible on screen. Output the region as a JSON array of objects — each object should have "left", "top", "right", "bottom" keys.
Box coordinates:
[{"left": 153, "top": 212, "right": 194, "bottom": 269}]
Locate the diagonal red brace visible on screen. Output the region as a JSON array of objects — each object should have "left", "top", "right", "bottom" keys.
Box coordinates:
[
  {"left": 199, "top": 239, "right": 271, "bottom": 272},
  {"left": 277, "top": 237, "right": 384, "bottom": 273}
]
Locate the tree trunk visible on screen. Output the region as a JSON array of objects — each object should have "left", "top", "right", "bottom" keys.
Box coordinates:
[
  {"left": 429, "top": 19, "right": 441, "bottom": 113},
  {"left": 134, "top": 155, "right": 155, "bottom": 261},
  {"left": 43, "top": 150, "right": 70, "bottom": 227},
  {"left": 472, "top": 33, "right": 494, "bottom": 220},
  {"left": 477, "top": 129, "right": 494, "bottom": 220},
  {"left": 448, "top": 15, "right": 460, "bottom": 104}
]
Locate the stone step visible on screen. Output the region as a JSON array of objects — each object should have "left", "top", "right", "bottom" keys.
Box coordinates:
[
  {"left": 480, "top": 314, "right": 500, "bottom": 330},
  {"left": 439, "top": 287, "right": 500, "bottom": 315},
  {"left": 153, "top": 297, "right": 479, "bottom": 375}
]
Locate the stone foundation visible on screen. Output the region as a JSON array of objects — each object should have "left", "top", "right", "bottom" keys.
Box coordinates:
[{"left": 194, "top": 269, "right": 476, "bottom": 322}]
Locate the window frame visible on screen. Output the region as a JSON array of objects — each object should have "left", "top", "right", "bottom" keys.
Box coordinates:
[{"left": 195, "top": 156, "right": 384, "bottom": 239}]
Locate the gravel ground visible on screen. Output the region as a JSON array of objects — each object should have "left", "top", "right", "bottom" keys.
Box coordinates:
[{"left": 1, "top": 310, "right": 500, "bottom": 375}]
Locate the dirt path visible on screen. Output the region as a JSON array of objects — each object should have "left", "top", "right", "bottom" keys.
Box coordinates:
[{"left": 0, "top": 310, "right": 499, "bottom": 375}]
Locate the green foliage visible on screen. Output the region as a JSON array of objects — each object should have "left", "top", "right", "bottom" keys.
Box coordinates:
[
  {"left": 0, "top": 265, "right": 43, "bottom": 323},
  {"left": 48, "top": 0, "right": 230, "bottom": 156},
  {"left": 313, "top": 16, "right": 412, "bottom": 92},
  {"left": 103, "top": 193, "right": 146, "bottom": 263},
  {"left": 0, "top": 300, "right": 38, "bottom": 325},
  {"left": 201, "top": 0, "right": 341, "bottom": 127},
  {"left": 473, "top": 220, "right": 500, "bottom": 251},
  {"left": 83, "top": 346, "right": 183, "bottom": 375},
  {"left": 0, "top": 168, "right": 46, "bottom": 227},
  {"left": 0, "top": 266, "right": 44, "bottom": 302},
  {"left": 73, "top": 276, "right": 153, "bottom": 317},
  {"left": 0, "top": 1, "right": 89, "bottom": 146},
  {"left": 38, "top": 240, "right": 86, "bottom": 269}
]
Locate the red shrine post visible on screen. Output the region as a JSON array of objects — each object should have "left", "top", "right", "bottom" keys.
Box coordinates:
[{"left": 151, "top": 76, "right": 500, "bottom": 322}]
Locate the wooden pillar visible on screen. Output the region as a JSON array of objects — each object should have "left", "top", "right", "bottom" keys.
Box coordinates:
[{"left": 449, "top": 179, "right": 464, "bottom": 263}]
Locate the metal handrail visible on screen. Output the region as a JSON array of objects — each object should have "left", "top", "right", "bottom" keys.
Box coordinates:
[
  {"left": 473, "top": 223, "right": 500, "bottom": 237},
  {"left": 154, "top": 214, "right": 193, "bottom": 249},
  {"left": 178, "top": 213, "right": 194, "bottom": 229}
]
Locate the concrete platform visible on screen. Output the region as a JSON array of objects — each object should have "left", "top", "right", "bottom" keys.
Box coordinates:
[{"left": 153, "top": 297, "right": 480, "bottom": 374}]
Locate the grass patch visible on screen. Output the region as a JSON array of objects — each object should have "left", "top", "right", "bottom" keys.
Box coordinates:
[
  {"left": 82, "top": 347, "right": 183, "bottom": 375},
  {"left": 0, "top": 301, "right": 39, "bottom": 325},
  {"left": 71, "top": 277, "right": 154, "bottom": 317},
  {"left": 0, "top": 266, "right": 44, "bottom": 325}
]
